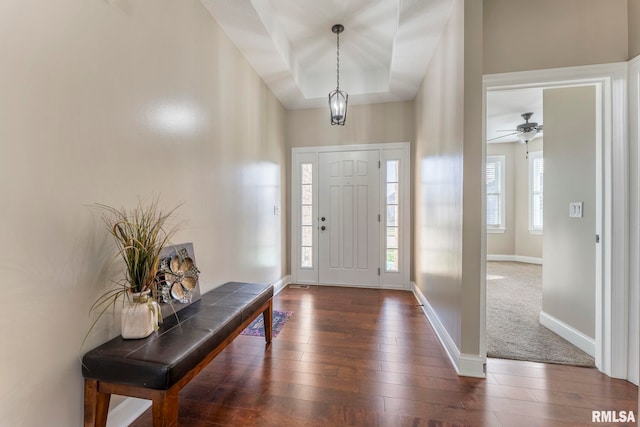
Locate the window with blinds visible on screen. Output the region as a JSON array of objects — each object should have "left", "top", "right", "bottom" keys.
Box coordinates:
[
  {"left": 529, "top": 151, "right": 544, "bottom": 233},
  {"left": 486, "top": 155, "right": 505, "bottom": 231}
]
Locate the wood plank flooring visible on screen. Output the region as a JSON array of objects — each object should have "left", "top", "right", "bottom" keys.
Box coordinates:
[{"left": 130, "top": 285, "right": 638, "bottom": 426}]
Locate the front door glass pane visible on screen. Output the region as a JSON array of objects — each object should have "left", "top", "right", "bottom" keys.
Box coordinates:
[{"left": 385, "top": 160, "right": 399, "bottom": 272}]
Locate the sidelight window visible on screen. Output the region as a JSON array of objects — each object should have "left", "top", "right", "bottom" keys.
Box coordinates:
[
  {"left": 385, "top": 160, "right": 399, "bottom": 272},
  {"left": 300, "top": 163, "right": 313, "bottom": 268}
]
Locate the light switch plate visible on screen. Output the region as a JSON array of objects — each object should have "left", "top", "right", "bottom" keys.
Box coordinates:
[{"left": 569, "top": 202, "right": 583, "bottom": 218}]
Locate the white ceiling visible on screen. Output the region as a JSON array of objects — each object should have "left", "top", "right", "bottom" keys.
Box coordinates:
[
  {"left": 200, "top": 0, "right": 455, "bottom": 109},
  {"left": 200, "top": 1, "right": 541, "bottom": 135}
]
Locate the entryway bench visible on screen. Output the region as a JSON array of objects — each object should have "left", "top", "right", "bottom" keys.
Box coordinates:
[{"left": 82, "top": 282, "right": 273, "bottom": 427}]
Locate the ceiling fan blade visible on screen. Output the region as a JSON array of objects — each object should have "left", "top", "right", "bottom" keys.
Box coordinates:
[
  {"left": 488, "top": 132, "right": 519, "bottom": 142},
  {"left": 495, "top": 129, "right": 518, "bottom": 132},
  {"left": 537, "top": 124, "right": 543, "bottom": 131}
]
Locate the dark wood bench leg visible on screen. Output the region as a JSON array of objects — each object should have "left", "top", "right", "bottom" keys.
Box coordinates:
[
  {"left": 84, "top": 379, "right": 110, "bottom": 427},
  {"left": 263, "top": 299, "right": 273, "bottom": 343},
  {"left": 151, "top": 388, "right": 179, "bottom": 427}
]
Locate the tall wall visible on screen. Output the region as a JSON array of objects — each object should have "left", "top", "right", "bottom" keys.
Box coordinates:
[
  {"left": 629, "top": 0, "right": 640, "bottom": 59},
  {"left": 487, "top": 140, "right": 543, "bottom": 259},
  {"left": 414, "top": 0, "right": 483, "bottom": 364},
  {"left": 0, "top": 1, "right": 287, "bottom": 425},
  {"left": 460, "top": 0, "right": 484, "bottom": 357},
  {"left": 483, "top": 0, "right": 628, "bottom": 74},
  {"left": 542, "top": 86, "right": 596, "bottom": 338}
]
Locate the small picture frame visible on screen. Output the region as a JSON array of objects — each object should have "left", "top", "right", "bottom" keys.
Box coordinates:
[{"left": 155, "top": 242, "right": 201, "bottom": 319}]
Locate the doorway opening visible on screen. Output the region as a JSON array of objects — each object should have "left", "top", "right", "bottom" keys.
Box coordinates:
[
  {"left": 485, "top": 86, "right": 597, "bottom": 367},
  {"left": 482, "top": 63, "right": 629, "bottom": 379}
]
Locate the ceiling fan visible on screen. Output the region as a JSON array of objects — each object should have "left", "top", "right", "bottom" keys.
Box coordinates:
[{"left": 489, "top": 112, "right": 543, "bottom": 143}]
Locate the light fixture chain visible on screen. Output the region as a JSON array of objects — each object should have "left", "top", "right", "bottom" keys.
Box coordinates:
[
  {"left": 336, "top": 31, "right": 340, "bottom": 90},
  {"left": 328, "top": 24, "right": 347, "bottom": 126}
]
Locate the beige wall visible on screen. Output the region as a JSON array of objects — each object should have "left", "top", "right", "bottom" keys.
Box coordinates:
[
  {"left": 630, "top": 0, "right": 640, "bottom": 58},
  {"left": 542, "top": 86, "right": 596, "bottom": 338},
  {"left": 286, "top": 101, "right": 415, "bottom": 148},
  {"left": 460, "top": 0, "right": 484, "bottom": 356},
  {"left": 414, "top": 0, "right": 483, "bottom": 356},
  {"left": 0, "top": 1, "right": 286, "bottom": 425},
  {"left": 415, "top": 0, "right": 464, "bottom": 348},
  {"left": 483, "top": 0, "right": 628, "bottom": 74},
  {"left": 486, "top": 141, "right": 543, "bottom": 259}
]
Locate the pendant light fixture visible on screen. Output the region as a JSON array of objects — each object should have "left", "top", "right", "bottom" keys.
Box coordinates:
[{"left": 328, "top": 24, "right": 348, "bottom": 126}]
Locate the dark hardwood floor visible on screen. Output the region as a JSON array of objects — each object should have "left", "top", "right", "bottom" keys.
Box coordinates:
[{"left": 130, "top": 285, "right": 637, "bottom": 426}]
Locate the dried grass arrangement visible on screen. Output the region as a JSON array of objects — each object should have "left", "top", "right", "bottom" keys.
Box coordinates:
[{"left": 83, "top": 198, "right": 181, "bottom": 344}]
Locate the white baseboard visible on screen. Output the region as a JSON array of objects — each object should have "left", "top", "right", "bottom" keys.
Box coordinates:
[
  {"left": 539, "top": 310, "right": 596, "bottom": 357},
  {"left": 458, "top": 354, "right": 486, "bottom": 378},
  {"left": 106, "top": 398, "right": 151, "bottom": 427},
  {"left": 412, "top": 282, "right": 486, "bottom": 378},
  {"left": 487, "top": 254, "right": 542, "bottom": 265},
  {"left": 272, "top": 275, "right": 290, "bottom": 295}
]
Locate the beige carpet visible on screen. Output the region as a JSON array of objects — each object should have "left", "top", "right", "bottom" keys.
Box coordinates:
[{"left": 486, "top": 261, "right": 595, "bottom": 367}]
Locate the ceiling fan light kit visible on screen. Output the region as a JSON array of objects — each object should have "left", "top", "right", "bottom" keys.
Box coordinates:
[
  {"left": 515, "top": 112, "right": 541, "bottom": 143},
  {"left": 489, "top": 112, "right": 543, "bottom": 158},
  {"left": 329, "top": 24, "right": 348, "bottom": 126},
  {"left": 517, "top": 129, "right": 538, "bottom": 144}
]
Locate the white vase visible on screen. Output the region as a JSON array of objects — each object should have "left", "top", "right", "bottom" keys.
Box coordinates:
[{"left": 121, "top": 291, "right": 160, "bottom": 339}]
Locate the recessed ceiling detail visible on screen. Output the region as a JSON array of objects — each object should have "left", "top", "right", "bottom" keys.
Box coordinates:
[{"left": 200, "top": 0, "right": 455, "bottom": 109}]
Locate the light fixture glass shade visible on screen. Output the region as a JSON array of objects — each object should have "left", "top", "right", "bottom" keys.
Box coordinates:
[
  {"left": 517, "top": 129, "right": 538, "bottom": 143},
  {"left": 329, "top": 89, "right": 348, "bottom": 126}
]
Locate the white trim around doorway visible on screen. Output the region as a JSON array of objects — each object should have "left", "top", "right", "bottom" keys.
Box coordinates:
[
  {"left": 483, "top": 62, "right": 629, "bottom": 380},
  {"left": 627, "top": 54, "right": 640, "bottom": 385}
]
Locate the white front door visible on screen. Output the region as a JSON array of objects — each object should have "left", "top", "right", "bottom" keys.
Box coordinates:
[{"left": 318, "top": 150, "right": 380, "bottom": 286}]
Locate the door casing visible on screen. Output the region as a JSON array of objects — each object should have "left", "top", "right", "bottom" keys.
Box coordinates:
[{"left": 291, "top": 143, "right": 411, "bottom": 290}]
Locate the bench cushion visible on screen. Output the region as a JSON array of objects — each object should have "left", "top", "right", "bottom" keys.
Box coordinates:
[{"left": 82, "top": 282, "right": 273, "bottom": 390}]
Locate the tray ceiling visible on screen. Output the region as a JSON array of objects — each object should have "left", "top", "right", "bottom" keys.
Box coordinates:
[{"left": 200, "top": 0, "right": 455, "bottom": 109}]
